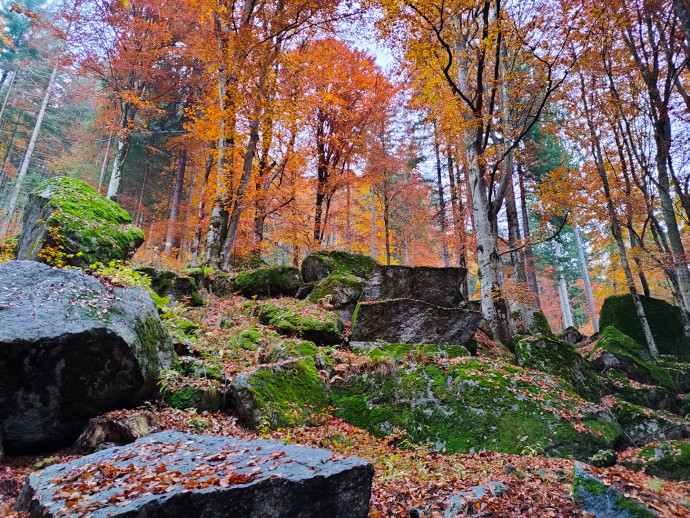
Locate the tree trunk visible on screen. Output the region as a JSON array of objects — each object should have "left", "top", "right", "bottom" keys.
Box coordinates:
[
  {"left": 517, "top": 164, "right": 541, "bottom": 309},
  {"left": 97, "top": 133, "right": 113, "bottom": 194},
  {"left": 370, "top": 185, "right": 376, "bottom": 260},
  {"left": 573, "top": 225, "right": 599, "bottom": 332},
  {"left": 0, "top": 65, "right": 59, "bottom": 240},
  {"left": 433, "top": 122, "right": 450, "bottom": 266},
  {"left": 190, "top": 147, "right": 215, "bottom": 267},
  {"left": 674, "top": 0, "right": 690, "bottom": 48},
  {"left": 164, "top": 148, "right": 187, "bottom": 255}
]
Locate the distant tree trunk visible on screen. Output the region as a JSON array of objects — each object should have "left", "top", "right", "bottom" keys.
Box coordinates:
[
  {"left": 0, "top": 64, "right": 59, "bottom": 240},
  {"left": 136, "top": 164, "right": 149, "bottom": 228},
  {"left": 674, "top": 0, "right": 690, "bottom": 48},
  {"left": 557, "top": 266, "right": 574, "bottom": 330},
  {"left": 106, "top": 99, "right": 134, "bottom": 201},
  {"left": 433, "top": 122, "right": 450, "bottom": 267},
  {"left": 518, "top": 164, "right": 541, "bottom": 309},
  {"left": 573, "top": 225, "right": 599, "bottom": 333},
  {"left": 97, "top": 133, "right": 113, "bottom": 194},
  {"left": 0, "top": 69, "right": 16, "bottom": 124},
  {"left": 190, "top": 147, "right": 215, "bottom": 267},
  {"left": 370, "top": 185, "right": 376, "bottom": 260},
  {"left": 383, "top": 202, "right": 391, "bottom": 265},
  {"left": 448, "top": 152, "right": 469, "bottom": 298},
  {"left": 164, "top": 148, "right": 187, "bottom": 255},
  {"left": 0, "top": 113, "right": 22, "bottom": 193}
]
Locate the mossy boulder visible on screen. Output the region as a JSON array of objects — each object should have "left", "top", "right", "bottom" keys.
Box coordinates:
[
  {"left": 210, "top": 271, "right": 235, "bottom": 297},
  {"left": 515, "top": 336, "right": 601, "bottom": 402},
  {"left": 254, "top": 298, "right": 343, "bottom": 346},
  {"left": 533, "top": 310, "right": 553, "bottom": 336},
  {"left": 361, "top": 265, "right": 467, "bottom": 307},
  {"left": 301, "top": 250, "right": 378, "bottom": 283},
  {"left": 350, "top": 341, "right": 472, "bottom": 360},
  {"left": 16, "top": 177, "right": 144, "bottom": 268},
  {"left": 559, "top": 326, "right": 586, "bottom": 345},
  {"left": 135, "top": 267, "right": 203, "bottom": 306},
  {"left": 230, "top": 359, "right": 331, "bottom": 430},
  {"left": 233, "top": 266, "right": 302, "bottom": 299},
  {"left": 332, "top": 357, "right": 620, "bottom": 460},
  {"left": 309, "top": 273, "right": 367, "bottom": 321},
  {"left": 587, "top": 328, "right": 676, "bottom": 391},
  {"left": 657, "top": 356, "right": 690, "bottom": 393},
  {"left": 351, "top": 299, "right": 482, "bottom": 348},
  {"left": 0, "top": 261, "right": 175, "bottom": 454},
  {"left": 600, "top": 294, "right": 688, "bottom": 357},
  {"left": 572, "top": 462, "right": 658, "bottom": 517},
  {"left": 603, "top": 371, "right": 677, "bottom": 412},
  {"left": 602, "top": 396, "right": 689, "bottom": 447},
  {"left": 162, "top": 381, "right": 224, "bottom": 412},
  {"left": 637, "top": 440, "right": 690, "bottom": 481}
]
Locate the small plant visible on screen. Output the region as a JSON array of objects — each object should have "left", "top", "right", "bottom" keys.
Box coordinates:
[
  {"left": 517, "top": 436, "right": 545, "bottom": 457},
  {"left": 90, "top": 261, "right": 150, "bottom": 287},
  {"left": 34, "top": 456, "right": 56, "bottom": 468},
  {"left": 645, "top": 476, "right": 663, "bottom": 493},
  {"left": 187, "top": 415, "right": 211, "bottom": 432},
  {"left": 158, "top": 369, "right": 181, "bottom": 391},
  {"left": 588, "top": 449, "right": 617, "bottom": 467}
]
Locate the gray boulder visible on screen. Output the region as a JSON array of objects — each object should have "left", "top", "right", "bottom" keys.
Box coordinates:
[
  {"left": 0, "top": 261, "right": 175, "bottom": 454},
  {"left": 361, "top": 265, "right": 467, "bottom": 307},
  {"left": 559, "top": 326, "right": 586, "bottom": 345},
  {"left": 351, "top": 299, "right": 481, "bottom": 347},
  {"left": 309, "top": 273, "right": 366, "bottom": 321},
  {"left": 73, "top": 410, "right": 161, "bottom": 453},
  {"left": 16, "top": 431, "right": 373, "bottom": 518},
  {"left": 572, "top": 462, "right": 658, "bottom": 517}
]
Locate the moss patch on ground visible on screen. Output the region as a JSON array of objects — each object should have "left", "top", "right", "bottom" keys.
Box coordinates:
[
  {"left": 638, "top": 440, "right": 690, "bottom": 481},
  {"left": 350, "top": 342, "right": 471, "bottom": 362},
  {"left": 332, "top": 357, "right": 620, "bottom": 460},
  {"left": 253, "top": 298, "right": 343, "bottom": 346}
]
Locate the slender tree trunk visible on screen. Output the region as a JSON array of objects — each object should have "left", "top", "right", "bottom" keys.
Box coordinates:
[
  {"left": 164, "top": 148, "right": 187, "bottom": 255},
  {"left": 557, "top": 267, "right": 574, "bottom": 330},
  {"left": 190, "top": 147, "right": 215, "bottom": 267},
  {"left": 0, "top": 70, "right": 16, "bottom": 124},
  {"left": 573, "top": 225, "right": 599, "bottom": 332},
  {"left": 0, "top": 113, "right": 22, "bottom": 192},
  {"left": 517, "top": 165, "right": 541, "bottom": 309},
  {"left": 370, "top": 185, "right": 376, "bottom": 260},
  {"left": 136, "top": 164, "right": 149, "bottom": 228},
  {"left": 674, "top": 0, "right": 690, "bottom": 54},
  {"left": 97, "top": 133, "right": 113, "bottom": 194},
  {"left": 106, "top": 100, "right": 133, "bottom": 201},
  {"left": 0, "top": 65, "right": 59, "bottom": 240},
  {"left": 433, "top": 122, "right": 450, "bottom": 266}
]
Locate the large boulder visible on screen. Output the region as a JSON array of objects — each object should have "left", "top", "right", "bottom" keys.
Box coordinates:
[
  {"left": 254, "top": 299, "right": 343, "bottom": 346},
  {"left": 135, "top": 266, "right": 203, "bottom": 306},
  {"left": 351, "top": 299, "right": 482, "bottom": 347},
  {"left": 16, "top": 431, "right": 374, "bottom": 518},
  {"left": 600, "top": 294, "right": 688, "bottom": 357},
  {"left": 603, "top": 371, "right": 677, "bottom": 412},
  {"left": 233, "top": 266, "right": 302, "bottom": 299},
  {"left": 333, "top": 357, "right": 621, "bottom": 460},
  {"left": 361, "top": 265, "right": 467, "bottom": 307},
  {"left": 0, "top": 261, "right": 175, "bottom": 454},
  {"left": 72, "top": 410, "right": 161, "bottom": 453},
  {"left": 309, "top": 273, "right": 367, "bottom": 321},
  {"left": 515, "top": 336, "right": 601, "bottom": 402},
  {"left": 16, "top": 177, "right": 144, "bottom": 268},
  {"left": 586, "top": 328, "right": 677, "bottom": 391},
  {"left": 301, "top": 250, "right": 378, "bottom": 283},
  {"left": 230, "top": 359, "right": 331, "bottom": 430}
]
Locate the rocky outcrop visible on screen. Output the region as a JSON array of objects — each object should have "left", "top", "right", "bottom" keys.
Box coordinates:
[
  {"left": 234, "top": 266, "right": 302, "bottom": 299},
  {"left": 600, "top": 294, "right": 688, "bottom": 356},
  {"left": 333, "top": 357, "right": 620, "bottom": 460},
  {"left": 230, "top": 359, "right": 331, "bottom": 430},
  {"left": 361, "top": 265, "right": 468, "bottom": 307},
  {"left": 16, "top": 431, "right": 374, "bottom": 518},
  {"left": 0, "top": 261, "right": 175, "bottom": 454},
  {"left": 254, "top": 299, "right": 343, "bottom": 346},
  {"left": 351, "top": 299, "right": 482, "bottom": 347},
  {"left": 301, "top": 250, "right": 378, "bottom": 284},
  {"left": 16, "top": 177, "right": 144, "bottom": 268},
  {"left": 135, "top": 267, "right": 203, "bottom": 306}
]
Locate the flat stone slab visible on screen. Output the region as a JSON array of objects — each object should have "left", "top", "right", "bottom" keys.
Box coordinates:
[
  {"left": 17, "top": 431, "right": 374, "bottom": 518},
  {"left": 351, "top": 299, "right": 482, "bottom": 346},
  {"left": 361, "top": 265, "right": 467, "bottom": 307}
]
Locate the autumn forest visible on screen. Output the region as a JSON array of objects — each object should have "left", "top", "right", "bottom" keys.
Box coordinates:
[{"left": 1, "top": 0, "right": 690, "bottom": 347}]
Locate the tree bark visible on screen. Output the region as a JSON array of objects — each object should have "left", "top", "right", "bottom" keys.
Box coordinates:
[
  {"left": 674, "top": 0, "right": 690, "bottom": 48},
  {"left": 573, "top": 225, "right": 599, "bottom": 332},
  {"left": 164, "top": 148, "right": 187, "bottom": 255},
  {"left": 517, "top": 164, "right": 541, "bottom": 309},
  {"left": 97, "top": 133, "right": 113, "bottom": 194},
  {"left": 433, "top": 122, "right": 450, "bottom": 266}
]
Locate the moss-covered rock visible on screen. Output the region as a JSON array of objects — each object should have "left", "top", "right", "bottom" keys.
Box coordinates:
[
  {"left": 602, "top": 396, "right": 689, "bottom": 447},
  {"left": 332, "top": 357, "right": 620, "bottom": 459},
  {"left": 16, "top": 177, "right": 144, "bottom": 268},
  {"left": 600, "top": 294, "right": 688, "bottom": 357},
  {"left": 254, "top": 298, "right": 343, "bottom": 346},
  {"left": 309, "top": 273, "right": 366, "bottom": 321},
  {"left": 233, "top": 266, "right": 302, "bottom": 299},
  {"left": 657, "top": 356, "right": 690, "bottom": 393},
  {"left": 135, "top": 267, "right": 203, "bottom": 306},
  {"left": 350, "top": 341, "right": 472, "bottom": 360},
  {"left": 604, "top": 371, "right": 677, "bottom": 412},
  {"left": 587, "top": 328, "right": 677, "bottom": 391},
  {"left": 230, "top": 359, "right": 331, "bottom": 430},
  {"left": 572, "top": 461, "right": 658, "bottom": 517},
  {"left": 301, "top": 250, "right": 378, "bottom": 283},
  {"left": 210, "top": 271, "right": 235, "bottom": 297},
  {"left": 162, "top": 380, "right": 224, "bottom": 412},
  {"left": 637, "top": 440, "right": 690, "bottom": 481},
  {"left": 515, "top": 336, "right": 601, "bottom": 402},
  {"left": 533, "top": 310, "right": 553, "bottom": 336},
  {"left": 559, "top": 326, "right": 586, "bottom": 345}
]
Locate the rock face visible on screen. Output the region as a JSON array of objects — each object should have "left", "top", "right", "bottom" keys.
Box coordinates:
[
  {"left": 16, "top": 431, "right": 374, "bottom": 518},
  {"left": 333, "top": 357, "right": 620, "bottom": 460},
  {"left": 351, "top": 299, "right": 482, "bottom": 347},
  {"left": 558, "top": 326, "right": 586, "bottom": 345},
  {"left": 309, "top": 273, "right": 367, "bottom": 321},
  {"left": 361, "top": 265, "right": 467, "bottom": 307},
  {"left": 16, "top": 177, "right": 144, "bottom": 268},
  {"left": 234, "top": 266, "right": 302, "bottom": 299},
  {"left": 135, "top": 266, "right": 203, "bottom": 306},
  {"left": 254, "top": 299, "right": 343, "bottom": 346},
  {"left": 230, "top": 359, "right": 331, "bottom": 430},
  {"left": 572, "top": 462, "right": 658, "bottom": 518},
  {"left": 301, "top": 250, "right": 378, "bottom": 284},
  {"left": 600, "top": 294, "right": 688, "bottom": 356},
  {"left": 0, "top": 261, "right": 175, "bottom": 454},
  {"left": 515, "top": 336, "right": 601, "bottom": 402}
]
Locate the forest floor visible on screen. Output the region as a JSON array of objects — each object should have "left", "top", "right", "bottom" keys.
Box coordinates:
[{"left": 1, "top": 295, "right": 689, "bottom": 517}]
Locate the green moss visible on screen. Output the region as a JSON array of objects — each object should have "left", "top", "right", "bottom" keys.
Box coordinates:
[
  {"left": 310, "top": 250, "right": 378, "bottom": 279},
  {"left": 600, "top": 294, "right": 688, "bottom": 357},
  {"left": 32, "top": 177, "right": 144, "bottom": 267},
  {"left": 254, "top": 299, "right": 343, "bottom": 346},
  {"left": 351, "top": 342, "right": 470, "bottom": 361},
  {"left": 592, "top": 328, "right": 676, "bottom": 390},
  {"left": 640, "top": 441, "right": 690, "bottom": 481},
  {"left": 309, "top": 273, "right": 366, "bottom": 303},
  {"left": 162, "top": 383, "right": 223, "bottom": 412},
  {"left": 332, "top": 358, "right": 620, "bottom": 459},
  {"left": 533, "top": 310, "right": 553, "bottom": 336},
  {"left": 233, "top": 266, "right": 302, "bottom": 298}
]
